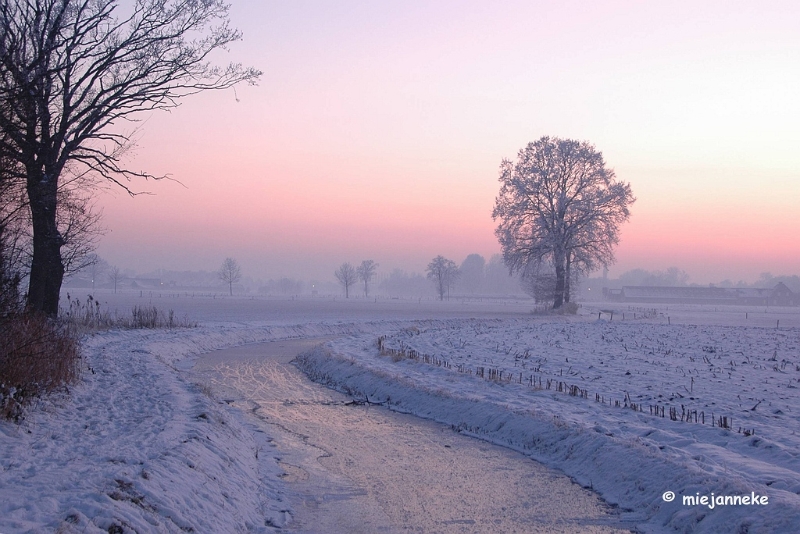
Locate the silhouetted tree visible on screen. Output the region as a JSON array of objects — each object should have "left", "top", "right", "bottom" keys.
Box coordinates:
[
  {"left": 335, "top": 262, "right": 358, "bottom": 298},
  {"left": 218, "top": 258, "right": 242, "bottom": 296},
  {"left": 356, "top": 260, "right": 378, "bottom": 297},
  {"left": 493, "top": 137, "right": 634, "bottom": 308},
  {"left": 0, "top": 0, "right": 260, "bottom": 315},
  {"left": 427, "top": 256, "right": 459, "bottom": 301}
]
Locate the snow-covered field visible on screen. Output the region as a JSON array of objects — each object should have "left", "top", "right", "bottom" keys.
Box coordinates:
[
  {"left": 1, "top": 291, "right": 799, "bottom": 532},
  {"left": 297, "top": 307, "right": 800, "bottom": 533}
]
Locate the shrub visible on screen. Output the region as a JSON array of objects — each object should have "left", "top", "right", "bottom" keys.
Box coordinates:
[{"left": 0, "top": 313, "right": 81, "bottom": 421}]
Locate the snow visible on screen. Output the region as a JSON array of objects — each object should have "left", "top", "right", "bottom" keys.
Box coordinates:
[
  {"left": 1, "top": 293, "right": 799, "bottom": 532},
  {"left": 296, "top": 307, "right": 800, "bottom": 533},
  {"left": 0, "top": 303, "right": 397, "bottom": 532}
]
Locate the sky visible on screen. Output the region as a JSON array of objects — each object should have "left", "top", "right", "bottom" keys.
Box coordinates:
[{"left": 95, "top": 0, "right": 800, "bottom": 285}]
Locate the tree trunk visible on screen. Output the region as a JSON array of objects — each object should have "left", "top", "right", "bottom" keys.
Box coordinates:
[
  {"left": 564, "top": 253, "right": 572, "bottom": 304},
  {"left": 26, "top": 170, "right": 65, "bottom": 317}
]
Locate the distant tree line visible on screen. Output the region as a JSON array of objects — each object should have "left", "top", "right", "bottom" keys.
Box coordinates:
[{"left": 331, "top": 254, "right": 530, "bottom": 300}]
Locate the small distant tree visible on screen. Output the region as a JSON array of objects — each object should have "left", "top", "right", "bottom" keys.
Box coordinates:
[
  {"left": 427, "top": 256, "right": 459, "bottom": 301},
  {"left": 356, "top": 260, "right": 378, "bottom": 297},
  {"left": 335, "top": 262, "right": 358, "bottom": 298},
  {"left": 218, "top": 258, "right": 242, "bottom": 296},
  {"left": 108, "top": 266, "right": 124, "bottom": 294}
]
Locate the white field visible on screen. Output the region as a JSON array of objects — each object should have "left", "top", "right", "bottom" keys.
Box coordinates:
[{"left": 1, "top": 290, "right": 799, "bottom": 533}]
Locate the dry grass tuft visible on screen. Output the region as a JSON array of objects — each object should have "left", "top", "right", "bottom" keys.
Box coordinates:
[{"left": 61, "top": 293, "right": 197, "bottom": 333}]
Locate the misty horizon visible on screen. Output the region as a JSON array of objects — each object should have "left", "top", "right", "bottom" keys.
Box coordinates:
[
  {"left": 86, "top": 1, "right": 797, "bottom": 298},
  {"left": 65, "top": 253, "right": 800, "bottom": 297}
]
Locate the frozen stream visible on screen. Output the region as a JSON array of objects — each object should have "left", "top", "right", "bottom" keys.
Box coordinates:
[{"left": 194, "top": 339, "right": 637, "bottom": 533}]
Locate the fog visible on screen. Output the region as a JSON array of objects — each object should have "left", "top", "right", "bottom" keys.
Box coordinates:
[
  {"left": 66, "top": 247, "right": 800, "bottom": 302},
  {"left": 86, "top": 1, "right": 798, "bottom": 297}
]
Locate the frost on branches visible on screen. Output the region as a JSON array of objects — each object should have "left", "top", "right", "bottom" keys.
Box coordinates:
[{"left": 492, "top": 137, "right": 634, "bottom": 308}]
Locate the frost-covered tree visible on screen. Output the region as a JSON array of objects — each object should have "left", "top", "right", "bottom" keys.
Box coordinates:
[
  {"left": 493, "top": 137, "right": 634, "bottom": 308},
  {"left": 334, "top": 262, "right": 358, "bottom": 298},
  {"left": 356, "top": 260, "right": 378, "bottom": 297},
  {"left": 0, "top": 0, "right": 260, "bottom": 315},
  {"left": 218, "top": 257, "right": 241, "bottom": 296},
  {"left": 426, "top": 255, "right": 459, "bottom": 301}
]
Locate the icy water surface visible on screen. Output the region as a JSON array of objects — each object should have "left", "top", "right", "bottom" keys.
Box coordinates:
[{"left": 195, "top": 340, "right": 637, "bottom": 533}]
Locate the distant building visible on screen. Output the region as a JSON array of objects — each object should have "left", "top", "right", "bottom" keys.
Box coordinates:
[
  {"left": 763, "top": 282, "right": 796, "bottom": 306},
  {"left": 129, "top": 278, "right": 162, "bottom": 289},
  {"left": 605, "top": 283, "right": 797, "bottom": 306}
]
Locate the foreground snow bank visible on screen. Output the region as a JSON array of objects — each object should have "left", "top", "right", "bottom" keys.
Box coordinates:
[
  {"left": 296, "top": 320, "right": 800, "bottom": 534},
  {"left": 0, "top": 321, "right": 386, "bottom": 533}
]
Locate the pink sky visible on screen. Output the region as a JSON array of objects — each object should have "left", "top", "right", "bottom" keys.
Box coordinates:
[{"left": 95, "top": 0, "right": 800, "bottom": 284}]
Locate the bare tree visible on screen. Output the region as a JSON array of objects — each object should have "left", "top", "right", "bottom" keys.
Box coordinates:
[
  {"left": 493, "top": 137, "right": 634, "bottom": 308},
  {"left": 108, "top": 265, "right": 124, "bottom": 294},
  {"left": 218, "top": 257, "right": 241, "bottom": 296},
  {"left": 356, "top": 260, "right": 378, "bottom": 297},
  {"left": 0, "top": 0, "right": 261, "bottom": 316},
  {"left": 427, "top": 256, "right": 459, "bottom": 301},
  {"left": 334, "top": 262, "right": 358, "bottom": 298}
]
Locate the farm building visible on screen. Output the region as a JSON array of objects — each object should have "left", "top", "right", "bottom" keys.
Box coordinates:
[{"left": 605, "top": 283, "right": 797, "bottom": 306}]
